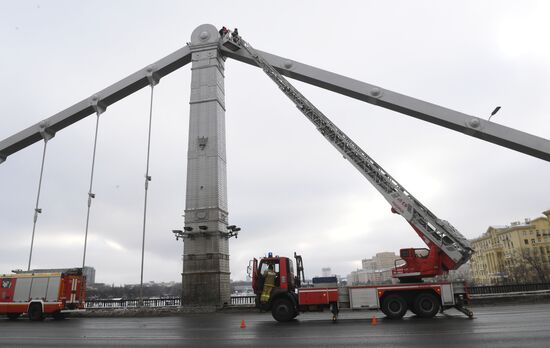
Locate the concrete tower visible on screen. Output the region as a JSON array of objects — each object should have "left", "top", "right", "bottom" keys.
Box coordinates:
[{"left": 182, "top": 24, "right": 230, "bottom": 307}]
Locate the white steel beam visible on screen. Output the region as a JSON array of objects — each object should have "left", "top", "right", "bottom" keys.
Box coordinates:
[
  {"left": 220, "top": 45, "right": 550, "bottom": 162},
  {"left": 0, "top": 46, "right": 193, "bottom": 163}
]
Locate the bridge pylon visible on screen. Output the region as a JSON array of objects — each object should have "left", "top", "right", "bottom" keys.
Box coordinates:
[{"left": 181, "top": 24, "right": 231, "bottom": 307}]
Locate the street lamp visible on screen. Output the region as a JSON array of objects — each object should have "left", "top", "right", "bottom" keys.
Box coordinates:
[
  {"left": 172, "top": 229, "right": 183, "bottom": 240},
  {"left": 488, "top": 106, "right": 501, "bottom": 122},
  {"left": 173, "top": 227, "right": 194, "bottom": 241},
  {"left": 224, "top": 225, "right": 241, "bottom": 239}
]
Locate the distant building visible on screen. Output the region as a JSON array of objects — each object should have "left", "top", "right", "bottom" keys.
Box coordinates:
[
  {"left": 347, "top": 268, "right": 395, "bottom": 285},
  {"left": 83, "top": 267, "right": 96, "bottom": 284},
  {"left": 230, "top": 280, "right": 253, "bottom": 294},
  {"left": 13, "top": 266, "right": 96, "bottom": 284},
  {"left": 470, "top": 210, "right": 550, "bottom": 285},
  {"left": 321, "top": 267, "right": 332, "bottom": 277},
  {"left": 348, "top": 252, "right": 400, "bottom": 285},
  {"left": 362, "top": 252, "right": 399, "bottom": 271}
]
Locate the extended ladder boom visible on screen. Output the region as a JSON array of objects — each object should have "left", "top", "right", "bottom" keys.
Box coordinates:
[{"left": 224, "top": 35, "right": 473, "bottom": 270}]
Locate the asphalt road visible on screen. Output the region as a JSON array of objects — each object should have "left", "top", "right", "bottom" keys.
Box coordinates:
[{"left": 1, "top": 303, "right": 549, "bottom": 347}]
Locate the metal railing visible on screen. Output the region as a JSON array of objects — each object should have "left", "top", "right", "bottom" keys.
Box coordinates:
[
  {"left": 85, "top": 295, "right": 256, "bottom": 309},
  {"left": 467, "top": 282, "right": 550, "bottom": 295},
  {"left": 85, "top": 298, "right": 181, "bottom": 309},
  {"left": 85, "top": 283, "right": 550, "bottom": 309},
  {"left": 230, "top": 295, "right": 255, "bottom": 306}
]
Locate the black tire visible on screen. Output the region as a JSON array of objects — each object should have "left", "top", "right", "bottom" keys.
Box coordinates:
[
  {"left": 413, "top": 293, "right": 440, "bottom": 318},
  {"left": 381, "top": 294, "right": 407, "bottom": 319},
  {"left": 271, "top": 298, "right": 295, "bottom": 322},
  {"left": 7, "top": 313, "right": 21, "bottom": 320},
  {"left": 28, "top": 303, "right": 44, "bottom": 321},
  {"left": 52, "top": 311, "right": 67, "bottom": 320}
]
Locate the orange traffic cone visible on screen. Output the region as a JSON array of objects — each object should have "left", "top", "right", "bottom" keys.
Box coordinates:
[
  {"left": 240, "top": 319, "right": 246, "bottom": 329},
  {"left": 371, "top": 315, "right": 378, "bottom": 326}
]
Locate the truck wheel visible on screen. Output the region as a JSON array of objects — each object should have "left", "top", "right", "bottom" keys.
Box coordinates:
[
  {"left": 28, "top": 303, "right": 45, "bottom": 321},
  {"left": 7, "top": 313, "right": 21, "bottom": 320},
  {"left": 271, "top": 298, "right": 294, "bottom": 322},
  {"left": 413, "top": 293, "right": 440, "bottom": 318},
  {"left": 381, "top": 294, "right": 407, "bottom": 319}
]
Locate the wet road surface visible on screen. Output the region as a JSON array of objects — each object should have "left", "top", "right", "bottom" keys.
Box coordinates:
[{"left": 1, "top": 303, "right": 549, "bottom": 347}]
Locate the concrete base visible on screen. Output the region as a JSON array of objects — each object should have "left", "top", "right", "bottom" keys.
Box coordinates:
[{"left": 182, "top": 256, "right": 230, "bottom": 307}]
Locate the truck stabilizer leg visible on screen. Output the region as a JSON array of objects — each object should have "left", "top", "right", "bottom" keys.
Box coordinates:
[
  {"left": 330, "top": 303, "right": 339, "bottom": 322},
  {"left": 454, "top": 305, "right": 474, "bottom": 319}
]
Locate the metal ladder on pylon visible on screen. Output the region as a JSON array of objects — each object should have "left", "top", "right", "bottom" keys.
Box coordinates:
[{"left": 222, "top": 34, "right": 473, "bottom": 269}]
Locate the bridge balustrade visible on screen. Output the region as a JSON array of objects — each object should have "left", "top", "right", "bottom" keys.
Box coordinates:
[
  {"left": 84, "top": 284, "right": 550, "bottom": 309},
  {"left": 85, "top": 295, "right": 256, "bottom": 309},
  {"left": 468, "top": 282, "right": 550, "bottom": 295}
]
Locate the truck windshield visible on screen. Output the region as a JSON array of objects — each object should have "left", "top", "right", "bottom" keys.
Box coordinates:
[{"left": 260, "top": 262, "right": 279, "bottom": 273}]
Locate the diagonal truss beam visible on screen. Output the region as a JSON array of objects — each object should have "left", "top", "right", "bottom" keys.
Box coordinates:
[
  {"left": 2, "top": 30, "right": 549, "bottom": 164},
  {"left": 0, "top": 45, "right": 193, "bottom": 163},
  {"left": 220, "top": 45, "right": 550, "bottom": 162}
]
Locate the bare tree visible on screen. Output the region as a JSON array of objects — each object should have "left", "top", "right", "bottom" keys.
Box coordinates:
[
  {"left": 504, "top": 256, "right": 531, "bottom": 283},
  {"left": 520, "top": 248, "right": 549, "bottom": 283},
  {"left": 501, "top": 248, "right": 550, "bottom": 283}
]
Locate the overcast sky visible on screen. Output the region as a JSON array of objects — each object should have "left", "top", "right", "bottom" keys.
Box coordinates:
[{"left": 1, "top": 1, "right": 549, "bottom": 285}]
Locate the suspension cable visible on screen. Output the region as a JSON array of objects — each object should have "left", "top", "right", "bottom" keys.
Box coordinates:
[
  {"left": 82, "top": 97, "right": 105, "bottom": 271},
  {"left": 27, "top": 126, "right": 55, "bottom": 271},
  {"left": 139, "top": 68, "right": 159, "bottom": 305}
]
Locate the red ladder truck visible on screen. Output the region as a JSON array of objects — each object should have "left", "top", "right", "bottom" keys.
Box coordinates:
[
  {"left": 226, "top": 33, "right": 474, "bottom": 321},
  {"left": 0, "top": 268, "right": 86, "bottom": 321},
  {"left": 249, "top": 253, "right": 471, "bottom": 322}
]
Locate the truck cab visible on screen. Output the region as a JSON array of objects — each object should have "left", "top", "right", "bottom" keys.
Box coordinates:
[
  {"left": 249, "top": 253, "right": 304, "bottom": 321},
  {"left": 249, "top": 253, "right": 339, "bottom": 322},
  {"left": 250, "top": 254, "right": 296, "bottom": 301}
]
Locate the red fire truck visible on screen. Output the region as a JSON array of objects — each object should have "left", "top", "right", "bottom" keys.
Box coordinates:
[
  {"left": 249, "top": 253, "right": 472, "bottom": 322},
  {"left": 0, "top": 268, "right": 86, "bottom": 321}
]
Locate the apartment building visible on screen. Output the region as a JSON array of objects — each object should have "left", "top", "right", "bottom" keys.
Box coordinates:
[{"left": 470, "top": 210, "right": 550, "bottom": 284}]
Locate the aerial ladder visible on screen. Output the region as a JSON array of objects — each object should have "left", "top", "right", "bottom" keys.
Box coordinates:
[{"left": 222, "top": 33, "right": 473, "bottom": 282}]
